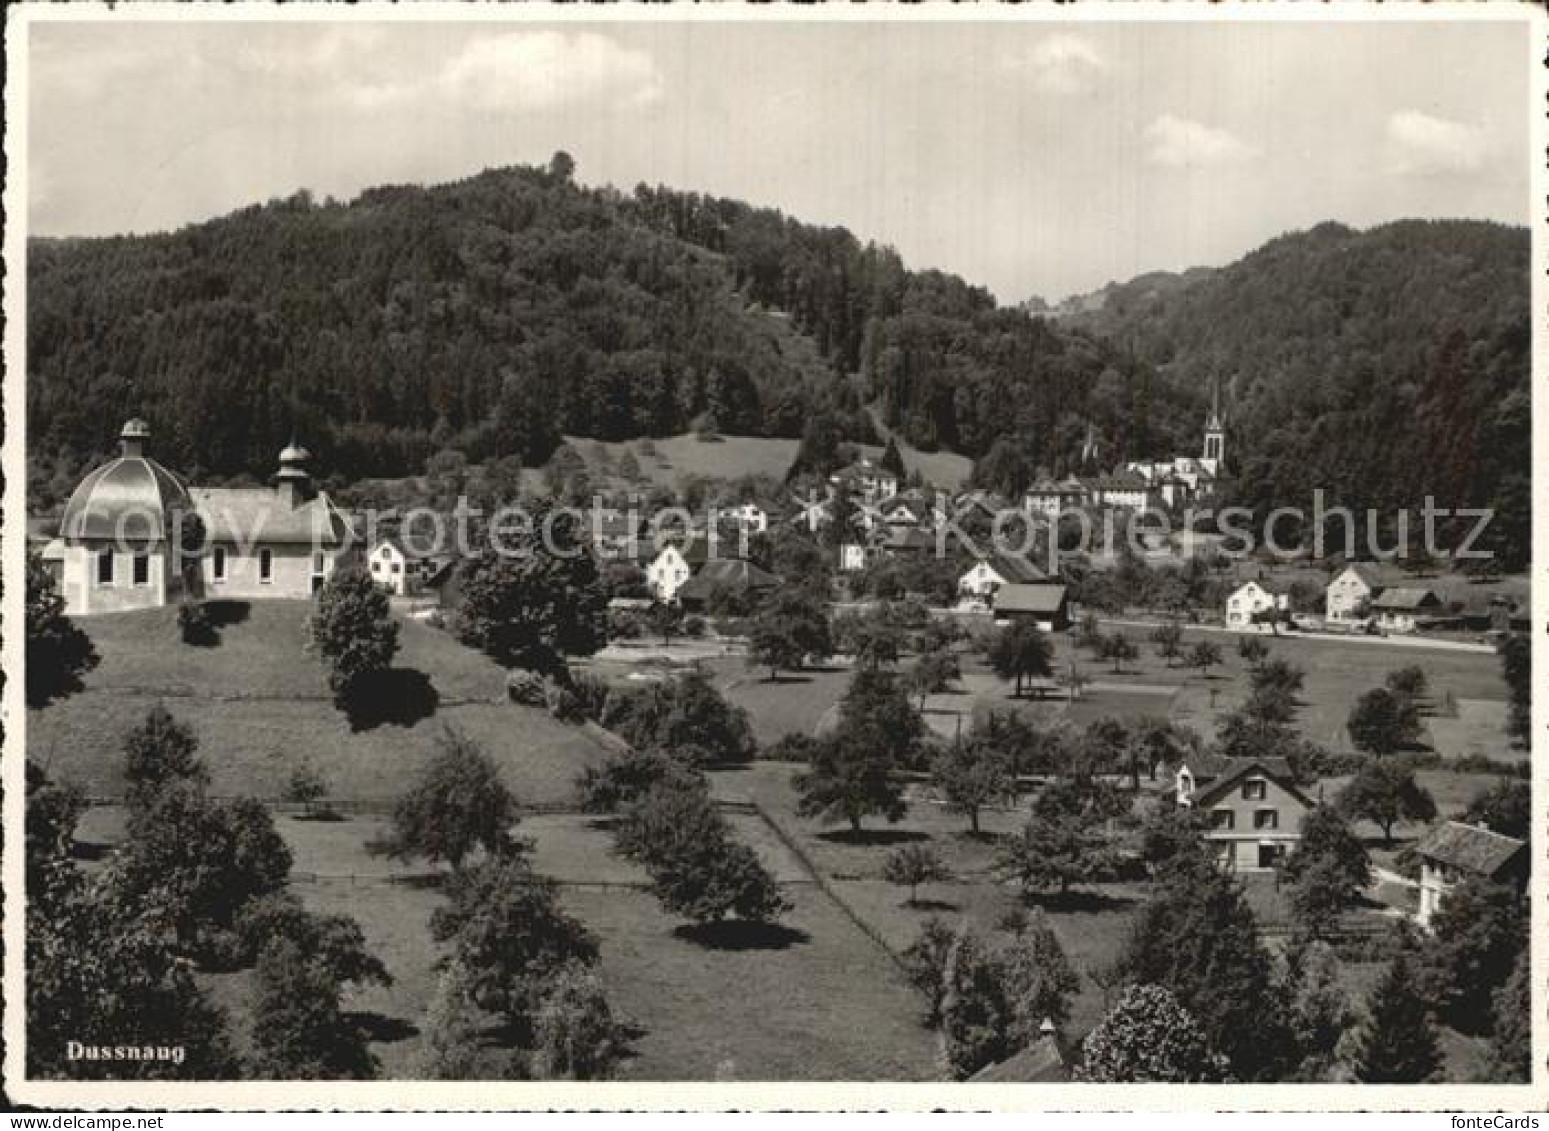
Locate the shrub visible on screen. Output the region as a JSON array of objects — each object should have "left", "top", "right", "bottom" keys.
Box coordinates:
[
  {"left": 682, "top": 615, "right": 707, "bottom": 637},
  {"left": 178, "top": 599, "right": 215, "bottom": 645},
  {"left": 544, "top": 678, "right": 583, "bottom": 722},
  {"left": 507, "top": 669, "right": 547, "bottom": 707}
]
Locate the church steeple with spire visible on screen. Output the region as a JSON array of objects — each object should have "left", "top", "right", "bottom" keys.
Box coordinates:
[{"left": 1202, "top": 378, "right": 1225, "bottom": 469}]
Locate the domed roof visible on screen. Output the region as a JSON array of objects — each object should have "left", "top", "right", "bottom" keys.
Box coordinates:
[
  {"left": 59, "top": 452, "right": 191, "bottom": 542},
  {"left": 279, "top": 442, "right": 312, "bottom": 463}
]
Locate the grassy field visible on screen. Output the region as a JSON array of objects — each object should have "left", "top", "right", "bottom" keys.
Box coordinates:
[
  {"left": 566, "top": 431, "right": 972, "bottom": 495},
  {"left": 28, "top": 602, "right": 608, "bottom": 808}
]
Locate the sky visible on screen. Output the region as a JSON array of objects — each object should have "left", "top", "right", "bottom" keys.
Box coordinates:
[{"left": 26, "top": 16, "right": 1533, "bottom": 303}]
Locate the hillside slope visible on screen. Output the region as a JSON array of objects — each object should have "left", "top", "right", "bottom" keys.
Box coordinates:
[{"left": 1059, "top": 220, "right": 1529, "bottom": 563}]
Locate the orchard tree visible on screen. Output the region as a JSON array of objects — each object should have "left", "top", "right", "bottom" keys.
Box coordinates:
[
  {"left": 1337, "top": 760, "right": 1436, "bottom": 845},
  {"left": 999, "top": 779, "right": 1123, "bottom": 899},
  {"left": 249, "top": 937, "right": 376, "bottom": 1080},
  {"left": 987, "top": 620, "right": 1053, "bottom": 698},
  {"left": 882, "top": 844, "right": 949, "bottom": 907},
  {"left": 646, "top": 599, "right": 684, "bottom": 646},
  {"left": 1346, "top": 686, "right": 1422, "bottom": 755},
  {"left": 430, "top": 857, "right": 599, "bottom": 1038},
  {"left": 600, "top": 669, "right": 757, "bottom": 765},
  {"left": 794, "top": 727, "right": 908, "bottom": 834},
  {"left": 104, "top": 782, "right": 292, "bottom": 958},
  {"left": 908, "top": 645, "right": 961, "bottom": 709},
  {"left": 931, "top": 738, "right": 1013, "bottom": 835},
  {"left": 1079, "top": 985, "right": 1222, "bottom": 1083},
  {"left": 370, "top": 727, "right": 520, "bottom": 869},
  {"left": 122, "top": 705, "right": 209, "bottom": 818},
  {"left": 1101, "top": 633, "right": 1138, "bottom": 675},
  {"left": 453, "top": 509, "right": 608, "bottom": 674},
  {"left": 308, "top": 565, "right": 399, "bottom": 701},
  {"left": 235, "top": 893, "right": 391, "bottom": 991},
  {"left": 534, "top": 963, "right": 622, "bottom": 1081},
  {"left": 1351, "top": 951, "right": 1442, "bottom": 1083},
  {"left": 746, "top": 586, "right": 832, "bottom": 679},
  {"left": 1000, "top": 912, "right": 1080, "bottom": 1036},
  {"left": 1236, "top": 634, "right": 1269, "bottom": 669},
  {"left": 1462, "top": 778, "right": 1530, "bottom": 842},
  {"left": 1151, "top": 620, "right": 1184, "bottom": 667},
  {"left": 1186, "top": 640, "right": 1222, "bottom": 678}
]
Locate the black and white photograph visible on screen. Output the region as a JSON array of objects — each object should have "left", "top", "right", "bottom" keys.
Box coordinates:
[{"left": 4, "top": 4, "right": 1542, "bottom": 1109}]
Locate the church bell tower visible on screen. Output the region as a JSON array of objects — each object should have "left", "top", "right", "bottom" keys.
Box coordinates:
[{"left": 1202, "top": 378, "right": 1225, "bottom": 469}]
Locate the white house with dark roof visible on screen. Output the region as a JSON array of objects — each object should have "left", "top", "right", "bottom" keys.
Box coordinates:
[
  {"left": 1413, "top": 820, "right": 1527, "bottom": 928},
  {"left": 958, "top": 551, "right": 1047, "bottom": 605},
  {"left": 1224, "top": 579, "right": 1287, "bottom": 630},
  {"left": 1325, "top": 563, "right": 1384, "bottom": 622},
  {"left": 53, "top": 421, "right": 355, "bottom": 614},
  {"left": 1176, "top": 754, "right": 1313, "bottom": 872}
]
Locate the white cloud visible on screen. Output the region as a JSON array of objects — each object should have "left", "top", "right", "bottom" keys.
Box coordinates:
[
  {"left": 1385, "top": 110, "right": 1489, "bottom": 176},
  {"left": 1144, "top": 114, "right": 1259, "bottom": 169},
  {"left": 342, "top": 31, "right": 664, "bottom": 115},
  {"left": 1008, "top": 34, "right": 1107, "bottom": 96}
]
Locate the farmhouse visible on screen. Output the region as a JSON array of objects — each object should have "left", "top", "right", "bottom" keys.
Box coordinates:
[
  {"left": 52, "top": 420, "right": 355, "bottom": 615},
  {"left": 1175, "top": 755, "right": 1313, "bottom": 872},
  {"left": 677, "top": 557, "right": 779, "bottom": 612},
  {"left": 958, "top": 551, "right": 1047, "bottom": 605},
  {"left": 1325, "top": 563, "right": 1383, "bottom": 622},
  {"left": 367, "top": 538, "right": 413, "bottom": 596},
  {"left": 991, "top": 582, "right": 1070, "bottom": 632},
  {"left": 1370, "top": 587, "right": 1444, "bottom": 635},
  {"left": 1224, "top": 579, "right": 1287, "bottom": 630},
  {"left": 645, "top": 539, "right": 711, "bottom": 602},
  {"left": 1412, "top": 821, "right": 1527, "bottom": 929}
]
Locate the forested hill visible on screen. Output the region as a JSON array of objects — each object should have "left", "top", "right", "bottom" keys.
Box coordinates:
[
  {"left": 27, "top": 155, "right": 1191, "bottom": 499},
  {"left": 1059, "top": 219, "right": 1531, "bottom": 566}
]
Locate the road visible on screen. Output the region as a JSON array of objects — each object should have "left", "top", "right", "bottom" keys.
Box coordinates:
[{"left": 1097, "top": 618, "right": 1496, "bottom": 655}]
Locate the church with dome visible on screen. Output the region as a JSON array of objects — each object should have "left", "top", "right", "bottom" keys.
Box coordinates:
[{"left": 44, "top": 419, "right": 358, "bottom": 616}]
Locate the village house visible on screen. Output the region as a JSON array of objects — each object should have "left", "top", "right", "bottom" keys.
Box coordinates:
[
  {"left": 991, "top": 582, "right": 1070, "bottom": 632},
  {"left": 1412, "top": 820, "right": 1527, "bottom": 929},
  {"left": 1325, "top": 562, "right": 1383, "bottom": 622},
  {"left": 367, "top": 538, "right": 414, "bottom": 596},
  {"left": 1370, "top": 587, "right": 1444, "bottom": 635},
  {"left": 958, "top": 551, "right": 1047, "bottom": 606},
  {"left": 1089, "top": 471, "right": 1160, "bottom": 512},
  {"left": 1023, "top": 477, "right": 1091, "bottom": 519},
  {"left": 838, "top": 541, "right": 872, "bottom": 573},
  {"left": 50, "top": 420, "right": 355, "bottom": 615},
  {"left": 829, "top": 458, "right": 898, "bottom": 505},
  {"left": 645, "top": 539, "right": 712, "bottom": 602},
  {"left": 713, "top": 501, "right": 769, "bottom": 535},
  {"left": 1175, "top": 754, "right": 1313, "bottom": 872},
  {"left": 677, "top": 557, "right": 779, "bottom": 612},
  {"left": 1224, "top": 579, "right": 1288, "bottom": 630}
]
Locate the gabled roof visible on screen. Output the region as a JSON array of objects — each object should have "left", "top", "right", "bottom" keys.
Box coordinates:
[
  {"left": 1371, "top": 587, "right": 1442, "bottom": 611},
  {"left": 969, "top": 1034, "right": 1070, "bottom": 1082},
  {"left": 993, "top": 583, "right": 1068, "bottom": 615},
  {"left": 191, "top": 487, "right": 355, "bottom": 546},
  {"left": 676, "top": 558, "right": 778, "bottom": 602},
  {"left": 1413, "top": 821, "right": 1525, "bottom": 878},
  {"left": 1190, "top": 757, "right": 1313, "bottom": 810},
  {"left": 1336, "top": 562, "right": 1384, "bottom": 588},
  {"left": 968, "top": 551, "right": 1047, "bottom": 585}
]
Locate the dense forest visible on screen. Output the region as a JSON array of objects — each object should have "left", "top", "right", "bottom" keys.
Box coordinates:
[
  {"left": 27, "top": 158, "right": 1531, "bottom": 568},
  {"left": 1060, "top": 220, "right": 1531, "bottom": 565},
  {"left": 28, "top": 154, "right": 1190, "bottom": 502}
]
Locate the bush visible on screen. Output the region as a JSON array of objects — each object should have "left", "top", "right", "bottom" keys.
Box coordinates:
[
  {"left": 507, "top": 669, "right": 547, "bottom": 707},
  {"left": 544, "top": 678, "right": 583, "bottom": 722},
  {"left": 568, "top": 671, "right": 612, "bottom": 722},
  {"left": 682, "top": 615, "right": 707, "bottom": 637},
  {"left": 178, "top": 599, "right": 215, "bottom": 646},
  {"left": 763, "top": 733, "right": 821, "bottom": 763}
]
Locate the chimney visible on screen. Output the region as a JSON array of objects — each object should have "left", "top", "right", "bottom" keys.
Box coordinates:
[{"left": 120, "top": 418, "right": 151, "bottom": 459}]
